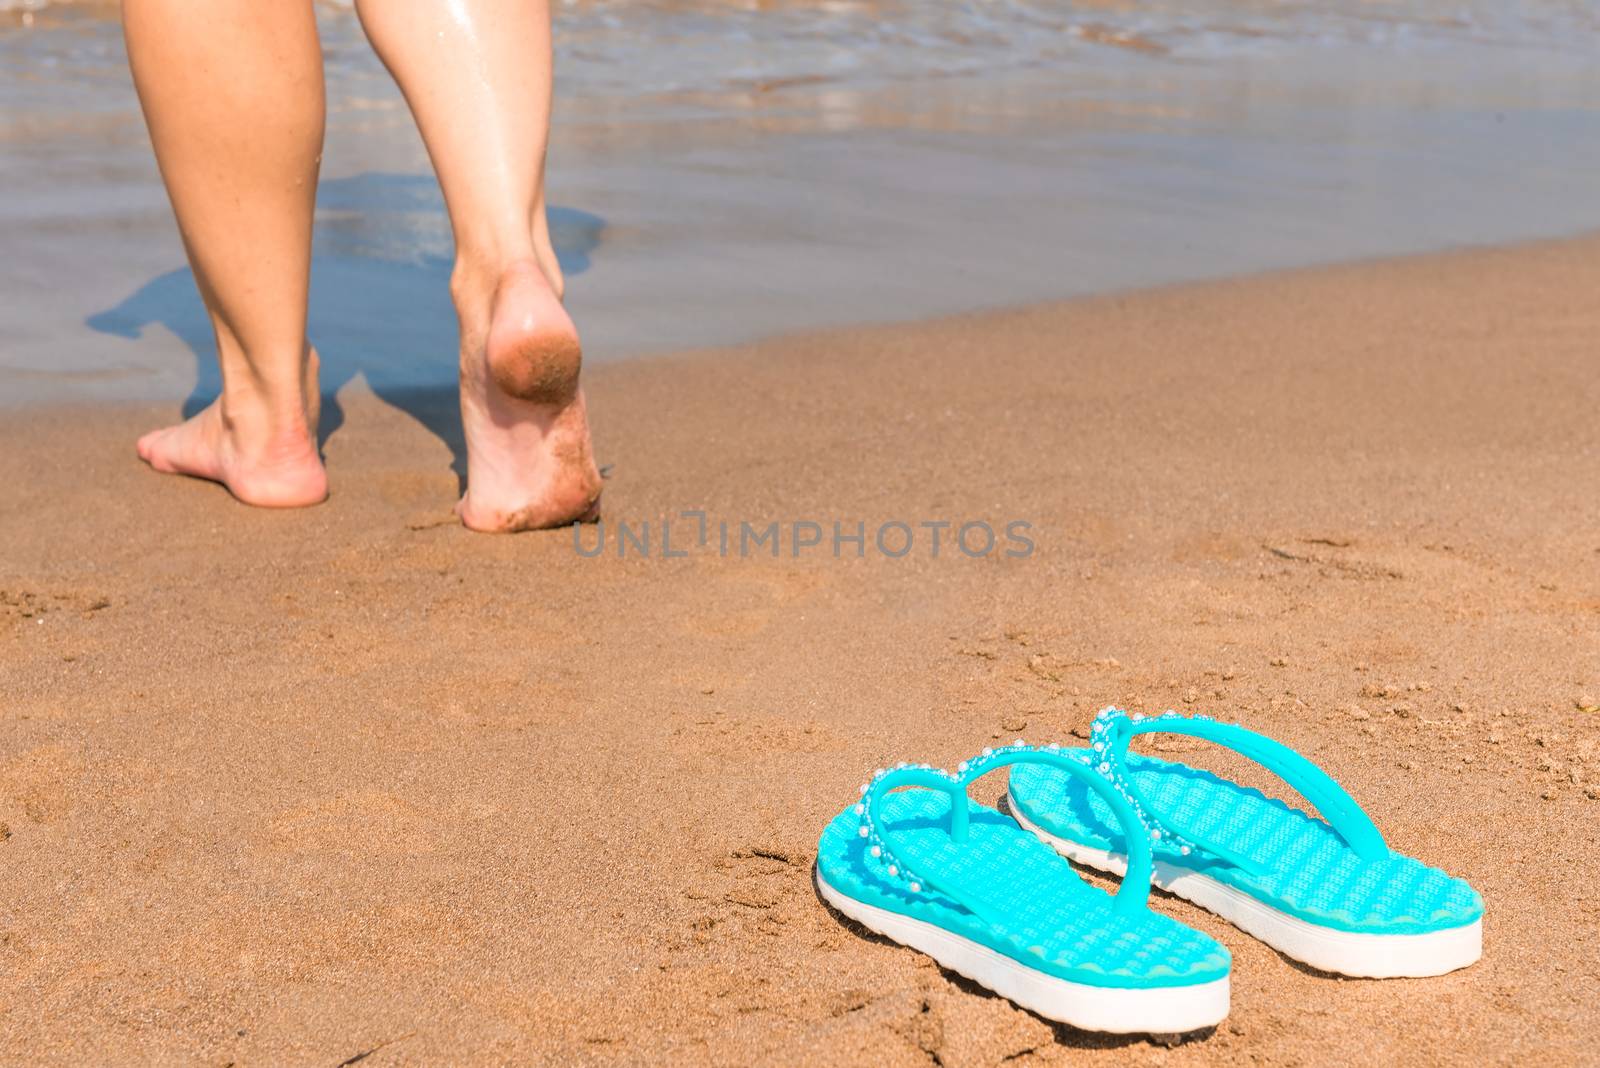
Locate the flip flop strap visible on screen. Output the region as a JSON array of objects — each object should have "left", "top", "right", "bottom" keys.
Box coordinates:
[
  {"left": 856, "top": 741, "right": 1155, "bottom": 922},
  {"left": 1090, "top": 708, "right": 1389, "bottom": 876}
]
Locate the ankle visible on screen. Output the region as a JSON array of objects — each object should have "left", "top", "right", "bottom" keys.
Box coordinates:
[
  {"left": 217, "top": 384, "right": 319, "bottom": 467},
  {"left": 450, "top": 244, "right": 538, "bottom": 324}
]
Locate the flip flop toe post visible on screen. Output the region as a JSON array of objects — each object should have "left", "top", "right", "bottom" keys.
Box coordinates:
[
  {"left": 816, "top": 743, "right": 1230, "bottom": 1034},
  {"left": 1008, "top": 710, "right": 1484, "bottom": 979}
]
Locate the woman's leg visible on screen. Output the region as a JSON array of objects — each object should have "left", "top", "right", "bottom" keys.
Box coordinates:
[
  {"left": 123, "top": 0, "right": 328, "bottom": 507},
  {"left": 355, "top": 0, "right": 602, "bottom": 532}
]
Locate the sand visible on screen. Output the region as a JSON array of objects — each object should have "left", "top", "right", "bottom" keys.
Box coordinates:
[{"left": 2, "top": 236, "right": 1599, "bottom": 1066}]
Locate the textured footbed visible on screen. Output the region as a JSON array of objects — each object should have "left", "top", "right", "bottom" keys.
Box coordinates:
[
  {"left": 816, "top": 790, "right": 1230, "bottom": 989},
  {"left": 1008, "top": 751, "right": 1482, "bottom": 935}
]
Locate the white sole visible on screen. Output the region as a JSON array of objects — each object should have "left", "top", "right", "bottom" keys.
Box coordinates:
[
  {"left": 1008, "top": 794, "right": 1482, "bottom": 979},
  {"left": 815, "top": 867, "right": 1229, "bottom": 1034}
]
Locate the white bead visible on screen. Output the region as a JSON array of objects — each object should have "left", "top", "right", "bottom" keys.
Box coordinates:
[
  {"left": 854, "top": 804, "right": 864, "bottom": 815},
  {"left": 1014, "top": 738, "right": 1026, "bottom": 747},
  {"left": 888, "top": 866, "right": 898, "bottom": 877},
  {"left": 871, "top": 846, "right": 882, "bottom": 858},
  {"left": 858, "top": 826, "right": 869, "bottom": 838},
  {"left": 860, "top": 783, "right": 869, "bottom": 794},
  {"left": 982, "top": 747, "right": 993, "bottom": 756},
  {"left": 909, "top": 883, "right": 921, "bottom": 893},
  {"left": 957, "top": 761, "right": 968, "bottom": 772}
]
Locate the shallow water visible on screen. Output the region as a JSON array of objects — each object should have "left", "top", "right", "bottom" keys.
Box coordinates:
[
  {"left": 9, "top": 3, "right": 1600, "bottom": 130},
  {"left": 3, "top": 4, "right": 1600, "bottom": 406}
]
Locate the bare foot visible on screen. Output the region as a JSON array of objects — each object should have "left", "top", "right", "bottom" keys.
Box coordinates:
[
  {"left": 455, "top": 259, "right": 602, "bottom": 532},
  {"left": 135, "top": 350, "right": 327, "bottom": 508}
]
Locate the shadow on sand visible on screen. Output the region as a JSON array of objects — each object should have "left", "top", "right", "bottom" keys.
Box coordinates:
[{"left": 85, "top": 171, "right": 604, "bottom": 490}]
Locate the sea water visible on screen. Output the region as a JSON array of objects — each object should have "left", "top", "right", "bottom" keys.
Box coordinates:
[{"left": 3, "top": 1, "right": 1599, "bottom": 405}]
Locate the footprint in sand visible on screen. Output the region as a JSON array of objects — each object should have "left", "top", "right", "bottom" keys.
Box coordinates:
[{"left": 0, "top": 745, "right": 92, "bottom": 824}]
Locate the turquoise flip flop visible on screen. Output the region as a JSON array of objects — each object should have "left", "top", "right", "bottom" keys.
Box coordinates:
[
  {"left": 1007, "top": 709, "right": 1484, "bottom": 978},
  {"left": 815, "top": 742, "right": 1230, "bottom": 1034}
]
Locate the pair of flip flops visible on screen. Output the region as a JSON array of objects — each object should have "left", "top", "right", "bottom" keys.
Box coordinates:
[{"left": 815, "top": 708, "right": 1483, "bottom": 1035}]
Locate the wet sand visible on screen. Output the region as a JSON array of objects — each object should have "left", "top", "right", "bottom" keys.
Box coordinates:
[{"left": 3, "top": 235, "right": 1599, "bottom": 1065}]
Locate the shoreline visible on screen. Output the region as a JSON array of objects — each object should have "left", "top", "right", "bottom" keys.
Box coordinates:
[
  {"left": 3, "top": 234, "right": 1598, "bottom": 1064},
  {"left": 10, "top": 225, "right": 1596, "bottom": 419}
]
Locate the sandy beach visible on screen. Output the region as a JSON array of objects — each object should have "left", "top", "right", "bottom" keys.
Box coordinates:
[{"left": 3, "top": 233, "right": 1598, "bottom": 1064}]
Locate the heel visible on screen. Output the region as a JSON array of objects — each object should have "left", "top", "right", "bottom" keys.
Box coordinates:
[{"left": 486, "top": 261, "right": 582, "bottom": 404}]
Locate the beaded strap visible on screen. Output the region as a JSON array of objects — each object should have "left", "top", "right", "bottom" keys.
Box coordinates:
[
  {"left": 1089, "top": 707, "right": 1389, "bottom": 872},
  {"left": 854, "top": 739, "right": 1156, "bottom": 919},
  {"left": 1088, "top": 709, "right": 1206, "bottom": 861}
]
